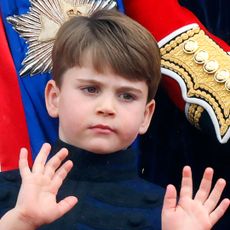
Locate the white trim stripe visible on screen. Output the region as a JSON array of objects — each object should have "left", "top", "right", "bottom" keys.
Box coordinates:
[
  {"left": 158, "top": 24, "right": 199, "bottom": 48},
  {"left": 161, "top": 67, "right": 230, "bottom": 144}
]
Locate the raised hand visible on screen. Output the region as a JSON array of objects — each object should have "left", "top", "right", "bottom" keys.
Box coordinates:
[
  {"left": 1, "top": 143, "right": 78, "bottom": 230},
  {"left": 162, "top": 166, "right": 229, "bottom": 230}
]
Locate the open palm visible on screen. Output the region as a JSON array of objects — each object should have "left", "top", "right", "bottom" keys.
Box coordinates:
[
  {"left": 15, "top": 143, "right": 78, "bottom": 228},
  {"left": 162, "top": 166, "right": 229, "bottom": 230}
]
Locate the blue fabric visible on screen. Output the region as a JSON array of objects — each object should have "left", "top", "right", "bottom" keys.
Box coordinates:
[
  {"left": 116, "top": 0, "right": 125, "bottom": 13},
  {"left": 0, "top": 0, "right": 58, "bottom": 159}
]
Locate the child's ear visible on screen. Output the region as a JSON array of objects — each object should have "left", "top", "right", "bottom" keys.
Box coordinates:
[
  {"left": 45, "top": 80, "right": 60, "bottom": 118},
  {"left": 138, "top": 99, "right": 155, "bottom": 135}
]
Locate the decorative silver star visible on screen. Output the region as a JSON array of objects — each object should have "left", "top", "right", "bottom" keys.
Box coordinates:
[{"left": 7, "top": 0, "right": 117, "bottom": 76}]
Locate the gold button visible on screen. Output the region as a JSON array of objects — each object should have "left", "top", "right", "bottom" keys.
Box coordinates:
[
  {"left": 225, "top": 79, "right": 230, "bottom": 91},
  {"left": 183, "top": 39, "right": 198, "bottom": 54},
  {"left": 214, "top": 69, "right": 229, "bottom": 83},
  {"left": 203, "top": 60, "right": 219, "bottom": 74},
  {"left": 194, "top": 50, "right": 209, "bottom": 64}
]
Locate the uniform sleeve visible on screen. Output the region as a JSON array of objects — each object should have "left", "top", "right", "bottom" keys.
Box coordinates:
[{"left": 123, "top": 0, "right": 230, "bottom": 144}]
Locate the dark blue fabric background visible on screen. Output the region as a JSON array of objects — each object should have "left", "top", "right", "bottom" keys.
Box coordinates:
[
  {"left": 140, "top": 1, "right": 230, "bottom": 229},
  {"left": 180, "top": 0, "right": 230, "bottom": 44}
]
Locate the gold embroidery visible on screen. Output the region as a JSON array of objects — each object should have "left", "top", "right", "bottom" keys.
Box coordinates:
[{"left": 160, "top": 27, "right": 230, "bottom": 138}]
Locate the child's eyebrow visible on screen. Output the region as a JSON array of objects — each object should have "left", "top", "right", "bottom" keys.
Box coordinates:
[
  {"left": 76, "top": 78, "right": 102, "bottom": 85},
  {"left": 116, "top": 86, "right": 144, "bottom": 95},
  {"left": 76, "top": 78, "right": 144, "bottom": 95},
  {"left": 76, "top": 78, "right": 103, "bottom": 86}
]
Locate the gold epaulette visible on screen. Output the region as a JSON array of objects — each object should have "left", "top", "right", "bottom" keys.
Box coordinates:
[{"left": 160, "top": 26, "right": 230, "bottom": 142}]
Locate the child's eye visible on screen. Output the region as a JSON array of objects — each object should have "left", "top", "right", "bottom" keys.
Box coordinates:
[
  {"left": 81, "top": 86, "right": 99, "bottom": 94},
  {"left": 119, "top": 93, "right": 136, "bottom": 102}
]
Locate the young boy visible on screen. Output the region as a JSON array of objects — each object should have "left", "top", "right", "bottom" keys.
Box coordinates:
[{"left": 0, "top": 9, "right": 229, "bottom": 230}]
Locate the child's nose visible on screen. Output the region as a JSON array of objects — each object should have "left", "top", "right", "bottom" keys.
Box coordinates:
[{"left": 96, "top": 96, "right": 116, "bottom": 116}]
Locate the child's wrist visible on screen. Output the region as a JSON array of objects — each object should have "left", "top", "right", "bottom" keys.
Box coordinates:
[{"left": 6, "top": 208, "right": 38, "bottom": 230}]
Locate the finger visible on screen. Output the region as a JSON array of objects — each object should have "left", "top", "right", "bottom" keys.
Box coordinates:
[
  {"left": 210, "top": 198, "right": 230, "bottom": 226},
  {"left": 56, "top": 196, "right": 78, "bottom": 219},
  {"left": 44, "top": 148, "right": 69, "bottom": 178},
  {"left": 49, "top": 160, "right": 73, "bottom": 194},
  {"left": 19, "top": 147, "right": 31, "bottom": 178},
  {"left": 204, "top": 178, "right": 226, "bottom": 213},
  {"left": 32, "top": 143, "right": 51, "bottom": 173},
  {"left": 194, "top": 167, "right": 213, "bottom": 203},
  {"left": 162, "top": 184, "right": 177, "bottom": 212},
  {"left": 179, "top": 166, "right": 193, "bottom": 199}
]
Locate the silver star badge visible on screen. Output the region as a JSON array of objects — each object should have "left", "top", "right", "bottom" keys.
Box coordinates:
[{"left": 7, "top": 0, "right": 117, "bottom": 76}]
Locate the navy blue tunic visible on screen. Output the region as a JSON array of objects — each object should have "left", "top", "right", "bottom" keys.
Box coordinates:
[{"left": 0, "top": 140, "right": 164, "bottom": 229}]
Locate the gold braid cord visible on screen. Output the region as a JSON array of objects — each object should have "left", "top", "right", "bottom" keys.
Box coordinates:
[
  {"left": 160, "top": 27, "right": 230, "bottom": 142},
  {"left": 187, "top": 104, "right": 204, "bottom": 130}
]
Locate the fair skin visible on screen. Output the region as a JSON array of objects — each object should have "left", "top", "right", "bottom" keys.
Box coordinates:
[
  {"left": 0, "top": 66, "right": 229, "bottom": 229},
  {"left": 0, "top": 144, "right": 78, "bottom": 230},
  {"left": 162, "top": 167, "right": 229, "bottom": 230},
  {"left": 45, "top": 65, "right": 155, "bottom": 154}
]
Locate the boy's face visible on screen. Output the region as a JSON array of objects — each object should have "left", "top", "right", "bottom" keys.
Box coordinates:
[{"left": 45, "top": 65, "right": 155, "bottom": 154}]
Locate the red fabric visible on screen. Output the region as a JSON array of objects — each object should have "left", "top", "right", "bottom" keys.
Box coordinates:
[
  {"left": 0, "top": 16, "right": 32, "bottom": 171},
  {"left": 123, "top": 0, "right": 229, "bottom": 51},
  {"left": 123, "top": 0, "right": 230, "bottom": 112}
]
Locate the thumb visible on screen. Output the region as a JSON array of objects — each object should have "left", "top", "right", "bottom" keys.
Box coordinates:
[{"left": 56, "top": 196, "right": 78, "bottom": 219}]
